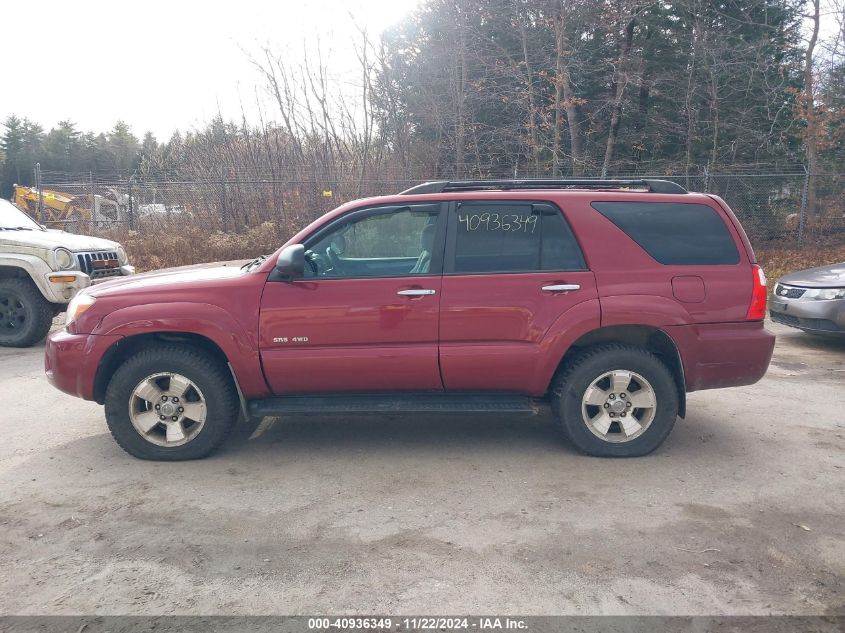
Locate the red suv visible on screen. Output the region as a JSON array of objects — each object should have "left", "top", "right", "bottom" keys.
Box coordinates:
[{"left": 45, "top": 179, "right": 775, "bottom": 460}]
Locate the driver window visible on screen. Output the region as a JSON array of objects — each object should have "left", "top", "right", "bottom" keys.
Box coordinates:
[{"left": 303, "top": 205, "right": 440, "bottom": 279}]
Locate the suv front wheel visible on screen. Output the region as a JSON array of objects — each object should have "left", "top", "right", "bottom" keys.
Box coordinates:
[
  {"left": 104, "top": 345, "right": 239, "bottom": 460},
  {"left": 0, "top": 278, "right": 55, "bottom": 347},
  {"left": 552, "top": 344, "right": 679, "bottom": 457}
]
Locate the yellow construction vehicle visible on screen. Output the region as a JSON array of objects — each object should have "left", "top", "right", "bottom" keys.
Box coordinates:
[{"left": 13, "top": 185, "right": 124, "bottom": 233}]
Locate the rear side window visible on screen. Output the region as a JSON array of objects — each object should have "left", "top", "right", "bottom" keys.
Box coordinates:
[
  {"left": 591, "top": 202, "right": 740, "bottom": 265},
  {"left": 449, "top": 201, "right": 586, "bottom": 273}
]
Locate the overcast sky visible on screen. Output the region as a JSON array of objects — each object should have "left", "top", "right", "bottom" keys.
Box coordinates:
[{"left": 0, "top": 0, "right": 420, "bottom": 140}]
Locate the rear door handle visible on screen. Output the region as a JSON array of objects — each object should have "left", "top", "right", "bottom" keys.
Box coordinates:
[
  {"left": 542, "top": 284, "right": 580, "bottom": 292},
  {"left": 397, "top": 289, "right": 437, "bottom": 296}
]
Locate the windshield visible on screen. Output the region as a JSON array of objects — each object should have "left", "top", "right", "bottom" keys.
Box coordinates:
[{"left": 0, "top": 199, "right": 43, "bottom": 230}]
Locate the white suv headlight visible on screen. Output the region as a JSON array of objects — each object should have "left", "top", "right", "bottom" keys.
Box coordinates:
[
  {"left": 116, "top": 245, "right": 129, "bottom": 265},
  {"left": 54, "top": 247, "right": 75, "bottom": 270},
  {"left": 804, "top": 287, "right": 845, "bottom": 300},
  {"left": 65, "top": 293, "right": 96, "bottom": 325}
]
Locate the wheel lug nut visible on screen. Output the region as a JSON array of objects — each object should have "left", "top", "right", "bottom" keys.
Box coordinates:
[
  {"left": 171, "top": 416, "right": 178, "bottom": 421},
  {"left": 626, "top": 402, "right": 632, "bottom": 407},
  {"left": 620, "top": 393, "right": 626, "bottom": 399},
  {"left": 159, "top": 415, "right": 165, "bottom": 420},
  {"left": 161, "top": 395, "right": 168, "bottom": 401},
  {"left": 609, "top": 413, "right": 616, "bottom": 418},
  {"left": 178, "top": 407, "right": 184, "bottom": 412},
  {"left": 603, "top": 403, "right": 609, "bottom": 408},
  {"left": 172, "top": 397, "right": 179, "bottom": 403},
  {"left": 621, "top": 413, "right": 626, "bottom": 417},
  {"left": 609, "top": 393, "right": 616, "bottom": 400},
  {"left": 155, "top": 404, "right": 160, "bottom": 410}
]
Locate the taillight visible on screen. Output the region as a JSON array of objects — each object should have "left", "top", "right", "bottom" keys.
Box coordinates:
[{"left": 746, "top": 265, "right": 768, "bottom": 320}]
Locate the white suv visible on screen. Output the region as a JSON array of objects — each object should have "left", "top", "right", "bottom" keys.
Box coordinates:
[{"left": 0, "top": 198, "right": 134, "bottom": 347}]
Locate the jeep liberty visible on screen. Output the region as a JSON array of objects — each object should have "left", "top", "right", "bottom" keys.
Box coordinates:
[{"left": 1, "top": 198, "right": 134, "bottom": 347}]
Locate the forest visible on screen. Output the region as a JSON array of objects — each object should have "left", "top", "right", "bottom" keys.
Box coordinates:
[{"left": 2, "top": 0, "right": 844, "bottom": 231}]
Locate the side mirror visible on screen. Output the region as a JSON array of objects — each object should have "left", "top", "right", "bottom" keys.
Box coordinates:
[{"left": 271, "top": 244, "right": 305, "bottom": 281}]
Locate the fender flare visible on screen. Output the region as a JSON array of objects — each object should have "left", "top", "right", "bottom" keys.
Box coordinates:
[
  {"left": 532, "top": 298, "right": 602, "bottom": 392},
  {"left": 94, "top": 301, "right": 270, "bottom": 399},
  {"left": 534, "top": 296, "right": 689, "bottom": 417},
  {"left": 0, "top": 253, "right": 63, "bottom": 302}
]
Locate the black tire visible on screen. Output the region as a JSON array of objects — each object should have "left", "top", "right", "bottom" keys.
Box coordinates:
[
  {"left": 551, "top": 344, "right": 679, "bottom": 457},
  {"left": 0, "top": 278, "right": 55, "bottom": 348},
  {"left": 104, "top": 345, "right": 239, "bottom": 460}
]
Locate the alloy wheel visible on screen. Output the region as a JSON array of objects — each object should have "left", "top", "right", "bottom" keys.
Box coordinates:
[
  {"left": 581, "top": 369, "right": 657, "bottom": 443},
  {"left": 128, "top": 372, "right": 207, "bottom": 447}
]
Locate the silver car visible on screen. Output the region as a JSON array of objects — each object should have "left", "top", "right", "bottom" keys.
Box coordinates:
[{"left": 770, "top": 262, "right": 845, "bottom": 336}]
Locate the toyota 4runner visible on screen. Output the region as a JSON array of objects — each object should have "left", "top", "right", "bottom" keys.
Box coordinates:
[
  {"left": 44, "top": 179, "right": 775, "bottom": 460},
  {"left": 1, "top": 198, "right": 134, "bottom": 347}
]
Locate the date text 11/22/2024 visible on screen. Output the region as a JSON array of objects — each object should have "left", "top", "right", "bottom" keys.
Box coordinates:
[{"left": 307, "top": 617, "right": 528, "bottom": 630}]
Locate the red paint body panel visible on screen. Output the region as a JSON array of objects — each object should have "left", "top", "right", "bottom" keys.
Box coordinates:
[
  {"left": 61, "top": 260, "right": 272, "bottom": 399},
  {"left": 45, "top": 188, "right": 774, "bottom": 405},
  {"left": 439, "top": 271, "right": 598, "bottom": 394},
  {"left": 259, "top": 277, "right": 443, "bottom": 393},
  {"left": 664, "top": 321, "right": 775, "bottom": 391},
  {"left": 45, "top": 330, "right": 122, "bottom": 400},
  {"left": 556, "top": 194, "right": 753, "bottom": 324},
  {"left": 671, "top": 276, "right": 706, "bottom": 303}
]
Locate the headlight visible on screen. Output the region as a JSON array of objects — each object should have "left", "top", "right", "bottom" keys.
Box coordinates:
[
  {"left": 54, "top": 247, "right": 75, "bottom": 270},
  {"left": 804, "top": 288, "right": 845, "bottom": 301},
  {"left": 116, "top": 245, "right": 129, "bottom": 265},
  {"left": 65, "top": 293, "right": 96, "bottom": 325}
]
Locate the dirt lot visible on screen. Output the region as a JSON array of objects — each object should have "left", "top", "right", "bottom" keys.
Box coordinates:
[{"left": 0, "top": 320, "right": 843, "bottom": 615}]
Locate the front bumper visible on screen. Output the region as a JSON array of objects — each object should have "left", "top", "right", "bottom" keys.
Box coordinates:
[
  {"left": 41, "top": 265, "right": 135, "bottom": 304},
  {"left": 769, "top": 286, "right": 845, "bottom": 336},
  {"left": 45, "top": 329, "right": 122, "bottom": 400}
]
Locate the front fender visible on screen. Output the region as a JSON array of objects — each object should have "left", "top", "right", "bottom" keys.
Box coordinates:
[
  {"left": 93, "top": 301, "right": 270, "bottom": 399},
  {"left": 0, "top": 253, "right": 71, "bottom": 303}
]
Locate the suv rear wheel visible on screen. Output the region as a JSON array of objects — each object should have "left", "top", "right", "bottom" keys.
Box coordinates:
[
  {"left": 0, "top": 278, "right": 55, "bottom": 348},
  {"left": 552, "top": 344, "right": 678, "bottom": 457},
  {"left": 104, "top": 345, "right": 239, "bottom": 460}
]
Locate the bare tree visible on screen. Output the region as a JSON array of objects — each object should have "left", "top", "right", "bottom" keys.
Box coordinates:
[
  {"left": 804, "top": 0, "right": 821, "bottom": 228},
  {"left": 551, "top": 0, "right": 585, "bottom": 176},
  {"left": 601, "top": 1, "right": 640, "bottom": 177}
]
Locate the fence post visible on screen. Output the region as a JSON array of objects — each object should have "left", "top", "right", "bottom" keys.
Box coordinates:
[
  {"left": 89, "top": 172, "right": 95, "bottom": 226},
  {"left": 798, "top": 165, "right": 809, "bottom": 246},
  {"left": 703, "top": 164, "right": 711, "bottom": 193},
  {"left": 35, "top": 163, "right": 43, "bottom": 222},
  {"left": 127, "top": 176, "right": 135, "bottom": 230},
  {"left": 220, "top": 170, "right": 229, "bottom": 232}
]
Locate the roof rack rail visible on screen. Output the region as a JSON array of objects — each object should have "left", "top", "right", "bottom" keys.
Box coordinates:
[{"left": 399, "top": 178, "right": 688, "bottom": 195}]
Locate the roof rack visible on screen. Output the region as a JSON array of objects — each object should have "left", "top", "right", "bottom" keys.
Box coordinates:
[{"left": 399, "top": 178, "right": 688, "bottom": 195}]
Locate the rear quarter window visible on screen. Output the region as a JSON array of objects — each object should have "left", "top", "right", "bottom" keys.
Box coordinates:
[{"left": 591, "top": 201, "right": 740, "bottom": 265}]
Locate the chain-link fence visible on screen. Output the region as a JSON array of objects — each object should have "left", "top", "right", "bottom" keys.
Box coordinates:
[{"left": 25, "top": 170, "right": 845, "bottom": 248}]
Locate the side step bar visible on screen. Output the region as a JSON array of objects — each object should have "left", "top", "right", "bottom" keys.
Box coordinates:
[{"left": 248, "top": 393, "right": 543, "bottom": 417}]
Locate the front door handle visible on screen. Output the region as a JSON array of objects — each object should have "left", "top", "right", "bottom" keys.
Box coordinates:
[
  {"left": 397, "top": 289, "right": 437, "bottom": 296},
  {"left": 542, "top": 284, "right": 580, "bottom": 292}
]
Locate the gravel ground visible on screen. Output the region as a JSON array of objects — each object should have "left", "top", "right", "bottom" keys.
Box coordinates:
[{"left": 0, "top": 320, "right": 842, "bottom": 615}]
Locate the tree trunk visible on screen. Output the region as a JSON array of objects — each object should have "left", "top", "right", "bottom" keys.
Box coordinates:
[
  {"left": 454, "top": 0, "right": 468, "bottom": 178},
  {"left": 683, "top": 17, "right": 699, "bottom": 178},
  {"left": 519, "top": 19, "right": 540, "bottom": 173},
  {"left": 553, "top": 3, "right": 585, "bottom": 177},
  {"left": 602, "top": 11, "right": 636, "bottom": 178},
  {"left": 804, "top": 0, "right": 821, "bottom": 229}
]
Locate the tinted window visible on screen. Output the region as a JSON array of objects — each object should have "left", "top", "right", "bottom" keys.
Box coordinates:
[
  {"left": 591, "top": 202, "right": 740, "bottom": 265},
  {"left": 450, "top": 202, "right": 585, "bottom": 273}
]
